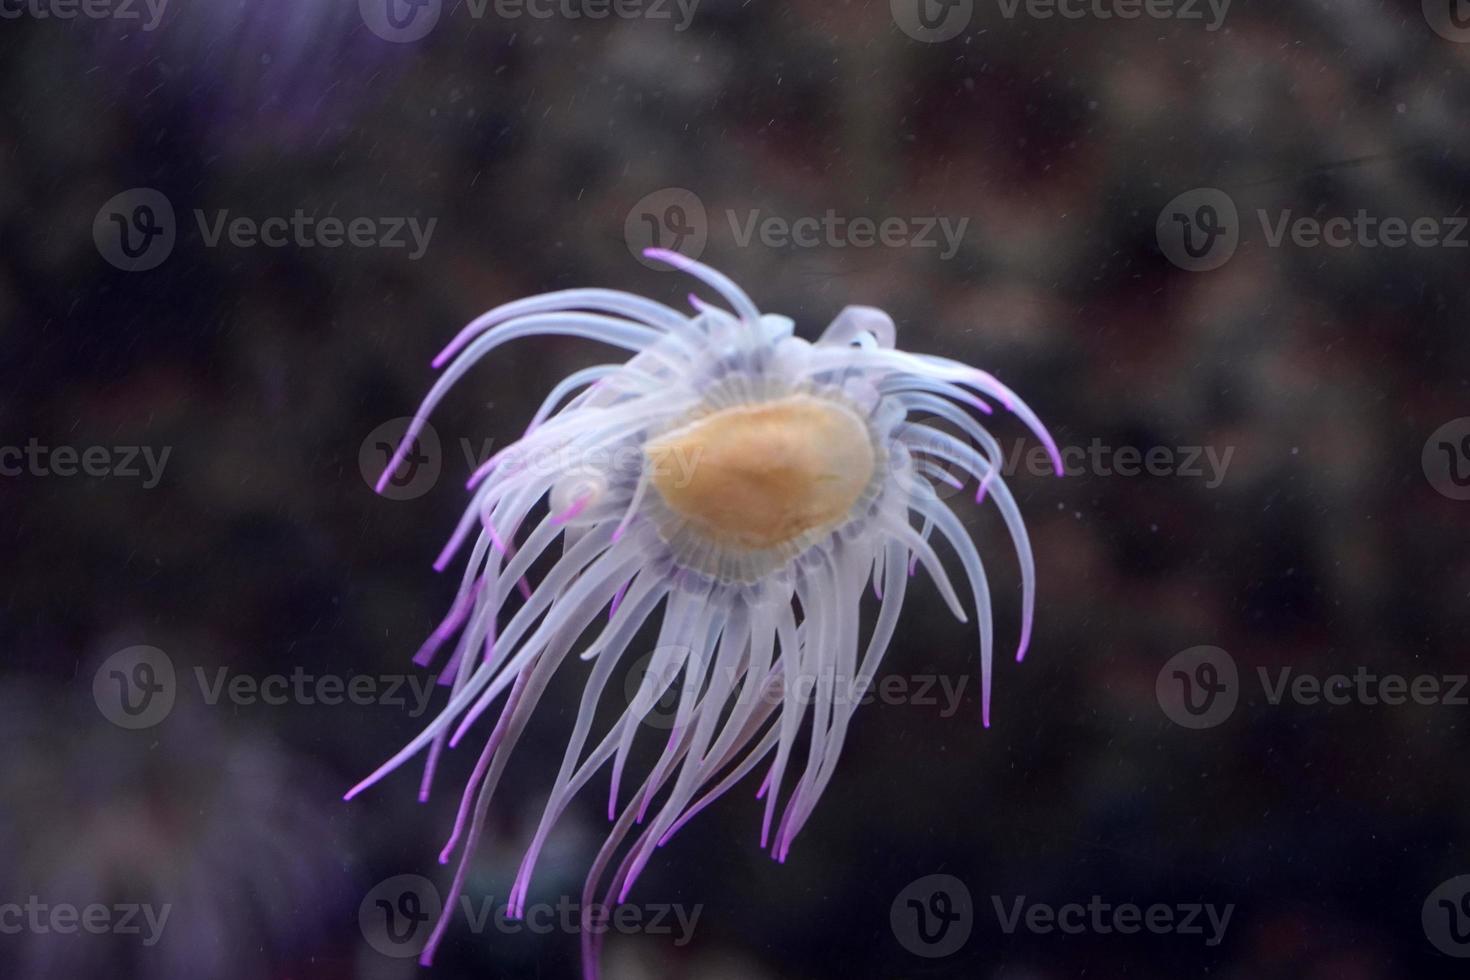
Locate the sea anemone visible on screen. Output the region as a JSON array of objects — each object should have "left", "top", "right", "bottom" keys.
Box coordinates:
[{"left": 348, "top": 250, "right": 1062, "bottom": 976}]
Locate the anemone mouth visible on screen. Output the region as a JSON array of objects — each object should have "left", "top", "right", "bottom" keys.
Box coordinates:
[{"left": 641, "top": 385, "right": 889, "bottom": 586}]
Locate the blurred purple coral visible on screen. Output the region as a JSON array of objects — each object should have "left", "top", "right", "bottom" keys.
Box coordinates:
[
  {"left": 94, "top": 0, "right": 404, "bottom": 154},
  {"left": 0, "top": 687, "right": 347, "bottom": 980}
]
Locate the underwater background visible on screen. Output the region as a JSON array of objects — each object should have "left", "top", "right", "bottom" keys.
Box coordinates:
[{"left": 3, "top": 0, "right": 1470, "bottom": 977}]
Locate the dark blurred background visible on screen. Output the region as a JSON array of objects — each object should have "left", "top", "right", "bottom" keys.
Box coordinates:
[{"left": 3, "top": 1, "right": 1470, "bottom": 977}]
